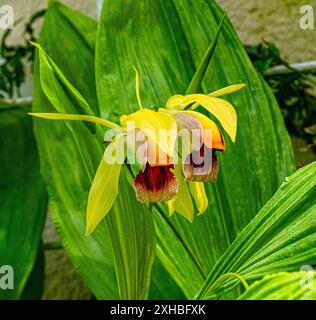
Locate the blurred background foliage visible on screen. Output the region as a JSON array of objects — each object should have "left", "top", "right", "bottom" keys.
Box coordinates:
[
  {"left": 0, "top": 10, "right": 45, "bottom": 98},
  {"left": 246, "top": 41, "right": 316, "bottom": 158}
]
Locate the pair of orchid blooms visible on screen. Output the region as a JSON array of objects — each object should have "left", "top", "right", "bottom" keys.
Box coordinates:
[{"left": 31, "top": 67, "right": 244, "bottom": 235}]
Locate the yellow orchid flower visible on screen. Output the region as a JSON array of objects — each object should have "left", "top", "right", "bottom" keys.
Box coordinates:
[
  {"left": 166, "top": 83, "right": 245, "bottom": 143},
  {"left": 30, "top": 67, "right": 245, "bottom": 235}
]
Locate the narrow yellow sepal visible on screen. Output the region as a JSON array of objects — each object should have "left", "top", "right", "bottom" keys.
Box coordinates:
[
  {"left": 29, "top": 113, "right": 123, "bottom": 131},
  {"left": 208, "top": 83, "right": 245, "bottom": 97}
]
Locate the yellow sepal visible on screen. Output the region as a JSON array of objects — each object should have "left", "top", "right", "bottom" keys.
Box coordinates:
[
  {"left": 167, "top": 200, "right": 175, "bottom": 217},
  {"left": 189, "top": 182, "right": 208, "bottom": 215},
  {"left": 120, "top": 108, "right": 177, "bottom": 157},
  {"left": 170, "top": 162, "right": 194, "bottom": 222},
  {"left": 166, "top": 94, "right": 237, "bottom": 142},
  {"left": 29, "top": 113, "right": 123, "bottom": 131},
  {"left": 85, "top": 135, "right": 125, "bottom": 236},
  {"left": 208, "top": 83, "right": 245, "bottom": 97}
]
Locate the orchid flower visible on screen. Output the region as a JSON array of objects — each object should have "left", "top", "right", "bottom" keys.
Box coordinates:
[{"left": 30, "top": 68, "right": 244, "bottom": 235}]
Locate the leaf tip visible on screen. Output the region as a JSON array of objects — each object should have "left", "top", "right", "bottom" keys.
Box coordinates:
[{"left": 29, "top": 41, "right": 40, "bottom": 49}]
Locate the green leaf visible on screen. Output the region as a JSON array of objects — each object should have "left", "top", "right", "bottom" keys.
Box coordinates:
[
  {"left": 195, "top": 162, "right": 316, "bottom": 299},
  {"left": 33, "top": 1, "right": 117, "bottom": 299},
  {"left": 31, "top": 41, "right": 96, "bottom": 135},
  {"left": 33, "top": 1, "right": 156, "bottom": 299},
  {"left": 96, "top": 0, "right": 295, "bottom": 298},
  {"left": 149, "top": 257, "right": 186, "bottom": 299},
  {"left": 185, "top": 10, "right": 227, "bottom": 95},
  {"left": 38, "top": 1, "right": 98, "bottom": 113},
  {"left": 0, "top": 101, "right": 47, "bottom": 299},
  {"left": 239, "top": 272, "right": 316, "bottom": 300},
  {"left": 106, "top": 169, "right": 156, "bottom": 299}
]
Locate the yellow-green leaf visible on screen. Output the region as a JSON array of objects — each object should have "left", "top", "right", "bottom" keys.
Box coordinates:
[{"left": 239, "top": 272, "right": 316, "bottom": 300}]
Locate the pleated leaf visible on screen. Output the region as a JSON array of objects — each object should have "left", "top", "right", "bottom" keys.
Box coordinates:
[
  {"left": 96, "top": 0, "right": 295, "bottom": 297},
  {"left": 239, "top": 272, "right": 316, "bottom": 300},
  {"left": 195, "top": 162, "right": 316, "bottom": 299}
]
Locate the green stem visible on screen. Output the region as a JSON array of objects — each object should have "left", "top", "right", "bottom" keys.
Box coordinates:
[
  {"left": 125, "top": 163, "right": 206, "bottom": 279},
  {"left": 153, "top": 202, "right": 207, "bottom": 279}
]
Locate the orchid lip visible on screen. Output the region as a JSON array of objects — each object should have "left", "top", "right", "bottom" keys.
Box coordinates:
[
  {"left": 133, "top": 164, "right": 178, "bottom": 203},
  {"left": 183, "top": 146, "right": 220, "bottom": 182}
]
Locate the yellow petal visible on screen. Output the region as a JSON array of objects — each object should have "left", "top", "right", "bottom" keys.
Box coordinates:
[
  {"left": 189, "top": 182, "right": 208, "bottom": 215},
  {"left": 171, "top": 162, "right": 194, "bottom": 222},
  {"left": 167, "top": 200, "right": 175, "bottom": 217},
  {"left": 176, "top": 110, "right": 224, "bottom": 148},
  {"left": 208, "top": 83, "right": 245, "bottom": 97},
  {"left": 120, "top": 108, "right": 177, "bottom": 157},
  {"left": 29, "top": 113, "right": 123, "bottom": 131},
  {"left": 85, "top": 136, "right": 125, "bottom": 236},
  {"left": 166, "top": 94, "right": 237, "bottom": 142},
  {"left": 166, "top": 94, "right": 193, "bottom": 110},
  {"left": 167, "top": 84, "right": 245, "bottom": 110},
  {"left": 191, "top": 96, "right": 236, "bottom": 142}
]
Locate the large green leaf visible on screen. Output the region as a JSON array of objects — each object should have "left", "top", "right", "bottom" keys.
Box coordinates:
[
  {"left": 195, "top": 162, "right": 316, "bottom": 299},
  {"left": 33, "top": 2, "right": 117, "bottom": 299},
  {"left": 239, "top": 272, "right": 316, "bottom": 300},
  {"left": 0, "top": 101, "right": 47, "bottom": 299},
  {"left": 33, "top": 1, "right": 157, "bottom": 299},
  {"left": 106, "top": 169, "right": 156, "bottom": 299},
  {"left": 96, "top": 0, "right": 295, "bottom": 297}
]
